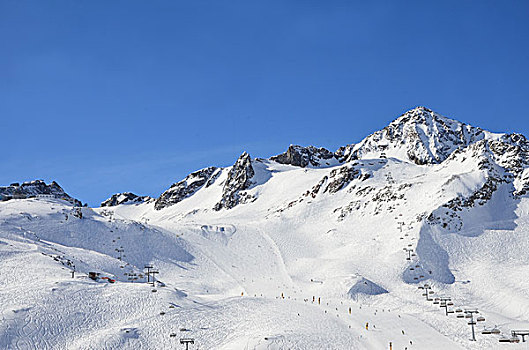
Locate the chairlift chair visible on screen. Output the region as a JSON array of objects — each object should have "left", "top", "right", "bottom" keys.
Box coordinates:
[
  {"left": 477, "top": 316, "right": 485, "bottom": 322},
  {"left": 491, "top": 328, "right": 501, "bottom": 334},
  {"left": 457, "top": 314, "right": 465, "bottom": 318}
]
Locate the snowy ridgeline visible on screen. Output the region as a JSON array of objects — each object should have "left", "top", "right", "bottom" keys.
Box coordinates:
[{"left": 2, "top": 106, "right": 529, "bottom": 349}]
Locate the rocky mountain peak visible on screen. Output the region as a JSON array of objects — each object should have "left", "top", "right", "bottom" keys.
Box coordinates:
[
  {"left": 342, "top": 106, "right": 492, "bottom": 165},
  {"left": 271, "top": 145, "right": 337, "bottom": 168},
  {"left": 214, "top": 152, "right": 255, "bottom": 210},
  {"left": 0, "top": 180, "right": 83, "bottom": 206},
  {"left": 101, "top": 192, "right": 153, "bottom": 207}
]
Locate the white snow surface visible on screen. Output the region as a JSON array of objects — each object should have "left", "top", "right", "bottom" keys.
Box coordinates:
[{"left": 2, "top": 110, "right": 529, "bottom": 349}]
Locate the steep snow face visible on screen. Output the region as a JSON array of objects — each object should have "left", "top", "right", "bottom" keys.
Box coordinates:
[
  {"left": 271, "top": 145, "right": 340, "bottom": 168},
  {"left": 341, "top": 106, "right": 500, "bottom": 165},
  {"left": 101, "top": 192, "right": 153, "bottom": 207},
  {"left": 0, "top": 180, "right": 82, "bottom": 206},
  {"left": 154, "top": 167, "right": 219, "bottom": 210},
  {"left": 348, "top": 278, "right": 388, "bottom": 300}
]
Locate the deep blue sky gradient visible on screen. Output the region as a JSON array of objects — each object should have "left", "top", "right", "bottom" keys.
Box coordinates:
[{"left": 1, "top": 1, "right": 528, "bottom": 205}]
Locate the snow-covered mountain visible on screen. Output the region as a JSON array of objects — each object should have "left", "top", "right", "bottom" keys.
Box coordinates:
[{"left": 2, "top": 107, "right": 529, "bottom": 349}]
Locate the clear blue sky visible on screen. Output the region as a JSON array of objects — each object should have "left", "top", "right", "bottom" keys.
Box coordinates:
[{"left": 1, "top": 1, "right": 528, "bottom": 206}]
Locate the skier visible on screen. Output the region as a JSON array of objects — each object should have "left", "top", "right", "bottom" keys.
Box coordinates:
[{"left": 365, "top": 322, "right": 369, "bottom": 330}]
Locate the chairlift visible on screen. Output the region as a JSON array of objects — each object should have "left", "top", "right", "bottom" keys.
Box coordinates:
[
  {"left": 455, "top": 308, "right": 463, "bottom": 313},
  {"left": 420, "top": 275, "right": 425, "bottom": 278},
  {"left": 477, "top": 316, "right": 485, "bottom": 322},
  {"left": 456, "top": 314, "right": 465, "bottom": 318},
  {"left": 411, "top": 253, "right": 417, "bottom": 257},
  {"left": 482, "top": 329, "right": 492, "bottom": 335},
  {"left": 408, "top": 244, "right": 413, "bottom": 247},
  {"left": 465, "top": 314, "right": 472, "bottom": 318},
  {"left": 410, "top": 268, "right": 415, "bottom": 271},
  {"left": 429, "top": 290, "right": 434, "bottom": 294},
  {"left": 415, "top": 264, "right": 420, "bottom": 268},
  {"left": 433, "top": 301, "right": 439, "bottom": 305},
  {"left": 447, "top": 302, "right": 454, "bottom": 306},
  {"left": 413, "top": 277, "right": 418, "bottom": 280},
  {"left": 491, "top": 328, "right": 501, "bottom": 334}
]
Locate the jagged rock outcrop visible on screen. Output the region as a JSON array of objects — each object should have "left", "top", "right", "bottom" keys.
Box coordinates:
[
  {"left": 340, "top": 106, "right": 494, "bottom": 165},
  {"left": 101, "top": 192, "right": 153, "bottom": 207},
  {"left": 0, "top": 180, "right": 83, "bottom": 206},
  {"left": 271, "top": 145, "right": 337, "bottom": 167},
  {"left": 214, "top": 152, "right": 255, "bottom": 211},
  {"left": 324, "top": 165, "right": 361, "bottom": 194},
  {"left": 155, "top": 167, "right": 219, "bottom": 210}
]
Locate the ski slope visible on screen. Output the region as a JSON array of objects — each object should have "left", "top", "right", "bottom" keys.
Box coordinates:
[{"left": 2, "top": 108, "right": 529, "bottom": 349}]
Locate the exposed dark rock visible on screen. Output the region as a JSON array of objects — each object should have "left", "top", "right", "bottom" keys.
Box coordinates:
[
  {"left": 304, "top": 176, "right": 328, "bottom": 198},
  {"left": 214, "top": 152, "right": 255, "bottom": 211},
  {"left": 324, "top": 166, "right": 361, "bottom": 194},
  {"left": 101, "top": 192, "right": 153, "bottom": 207},
  {"left": 155, "top": 167, "right": 218, "bottom": 210},
  {"left": 271, "top": 145, "right": 337, "bottom": 167},
  {"left": 0, "top": 180, "right": 83, "bottom": 206}
]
